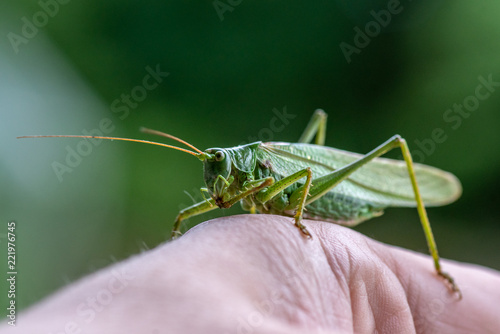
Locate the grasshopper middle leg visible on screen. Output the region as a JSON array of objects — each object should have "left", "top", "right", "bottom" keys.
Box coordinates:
[{"left": 255, "top": 168, "right": 314, "bottom": 237}]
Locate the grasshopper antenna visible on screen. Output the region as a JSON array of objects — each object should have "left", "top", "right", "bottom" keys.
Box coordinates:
[
  {"left": 140, "top": 127, "right": 203, "bottom": 154},
  {"left": 17, "top": 134, "right": 200, "bottom": 157}
]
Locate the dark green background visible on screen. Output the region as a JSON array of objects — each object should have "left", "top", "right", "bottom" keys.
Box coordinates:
[{"left": 1, "top": 0, "right": 500, "bottom": 312}]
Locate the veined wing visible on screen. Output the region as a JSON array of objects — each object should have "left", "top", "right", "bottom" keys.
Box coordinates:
[{"left": 258, "top": 142, "right": 462, "bottom": 207}]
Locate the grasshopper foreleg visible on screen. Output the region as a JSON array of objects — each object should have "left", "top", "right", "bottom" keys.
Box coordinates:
[
  {"left": 221, "top": 177, "right": 274, "bottom": 208},
  {"left": 172, "top": 198, "right": 217, "bottom": 239},
  {"left": 172, "top": 179, "right": 274, "bottom": 239}
]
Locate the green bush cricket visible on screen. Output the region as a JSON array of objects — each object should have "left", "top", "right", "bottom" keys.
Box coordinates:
[{"left": 19, "top": 109, "right": 462, "bottom": 298}]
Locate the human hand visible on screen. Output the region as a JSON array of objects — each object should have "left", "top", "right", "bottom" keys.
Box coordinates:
[{"left": 3, "top": 215, "right": 500, "bottom": 333}]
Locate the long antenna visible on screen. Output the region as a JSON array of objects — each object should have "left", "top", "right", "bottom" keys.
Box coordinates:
[
  {"left": 17, "top": 135, "right": 199, "bottom": 156},
  {"left": 140, "top": 127, "right": 203, "bottom": 154}
]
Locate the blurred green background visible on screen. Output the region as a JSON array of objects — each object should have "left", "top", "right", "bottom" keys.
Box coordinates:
[{"left": 1, "top": 0, "right": 500, "bottom": 312}]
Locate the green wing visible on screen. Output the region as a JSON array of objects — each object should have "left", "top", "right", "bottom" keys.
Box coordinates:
[{"left": 258, "top": 142, "right": 462, "bottom": 207}]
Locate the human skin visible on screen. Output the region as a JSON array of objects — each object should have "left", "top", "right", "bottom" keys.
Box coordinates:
[{"left": 2, "top": 215, "right": 500, "bottom": 333}]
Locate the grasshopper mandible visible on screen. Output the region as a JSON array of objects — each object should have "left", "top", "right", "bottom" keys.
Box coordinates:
[{"left": 19, "top": 109, "right": 462, "bottom": 297}]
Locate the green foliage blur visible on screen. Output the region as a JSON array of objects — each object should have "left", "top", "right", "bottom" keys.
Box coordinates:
[{"left": 1, "top": 0, "right": 500, "bottom": 311}]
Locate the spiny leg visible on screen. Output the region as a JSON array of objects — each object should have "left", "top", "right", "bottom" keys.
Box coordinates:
[
  {"left": 298, "top": 109, "right": 328, "bottom": 145},
  {"left": 172, "top": 198, "right": 217, "bottom": 239},
  {"left": 220, "top": 177, "right": 274, "bottom": 208},
  {"left": 399, "top": 137, "right": 461, "bottom": 298},
  {"left": 173, "top": 178, "right": 274, "bottom": 239},
  {"left": 292, "top": 168, "right": 313, "bottom": 237},
  {"left": 255, "top": 168, "right": 314, "bottom": 237},
  {"left": 288, "top": 135, "right": 460, "bottom": 297}
]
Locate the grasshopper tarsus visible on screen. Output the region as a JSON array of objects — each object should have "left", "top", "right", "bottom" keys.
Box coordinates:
[
  {"left": 438, "top": 271, "right": 462, "bottom": 300},
  {"left": 293, "top": 217, "right": 313, "bottom": 239},
  {"left": 171, "top": 231, "right": 183, "bottom": 240},
  {"left": 297, "top": 225, "right": 313, "bottom": 239}
]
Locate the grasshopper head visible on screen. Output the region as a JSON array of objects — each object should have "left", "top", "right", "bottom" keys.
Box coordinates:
[{"left": 201, "top": 148, "right": 234, "bottom": 206}]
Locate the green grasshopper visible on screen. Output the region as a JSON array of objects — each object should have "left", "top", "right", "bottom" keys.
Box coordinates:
[{"left": 19, "top": 109, "right": 462, "bottom": 297}]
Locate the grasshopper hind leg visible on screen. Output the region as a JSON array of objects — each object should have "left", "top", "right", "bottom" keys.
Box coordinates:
[
  {"left": 298, "top": 109, "right": 328, "bottom": 145},
  {"left": 290, "top": 134, "right": 461, "bottom": 297}
]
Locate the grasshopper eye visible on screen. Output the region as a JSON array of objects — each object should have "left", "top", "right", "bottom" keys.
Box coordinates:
[{"left": 215, "top": 151, "right": 225, "bottom": 161}]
